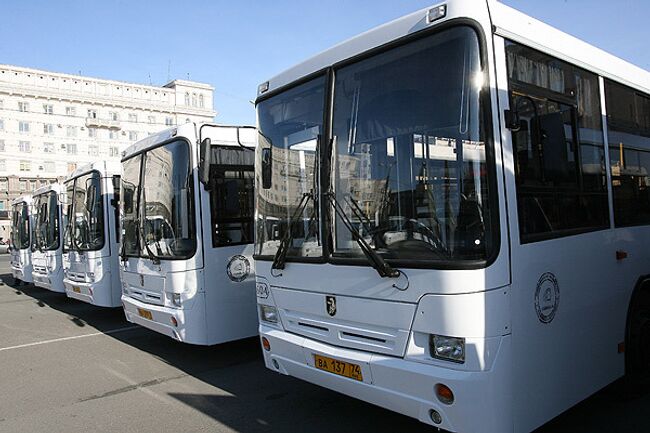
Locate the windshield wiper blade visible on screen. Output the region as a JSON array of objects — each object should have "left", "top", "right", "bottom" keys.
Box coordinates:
[
  {"left": 271, "top": 192, "right": 315, "bottom": 271},
  {"left": 326, "top": 192, "right": 400, "bottom": 279}
]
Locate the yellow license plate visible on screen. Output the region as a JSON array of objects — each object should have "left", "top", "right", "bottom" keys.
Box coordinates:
[
  {"left": 137, "top": 308, "right": 153, "bottom": 320},
  {"left": 313, "top": 354, "right": 363, "bottom": 381},
  {"left": 72, "top": 286, "right": 81, "bottom": 293}
]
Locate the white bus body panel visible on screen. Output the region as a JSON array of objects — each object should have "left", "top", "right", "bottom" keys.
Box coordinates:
[
  {"left": 63, "top": 160, "right": 122, "bottom": 307},
  {"left": 10, "top": 196, "right": 34, "bottom": 284},
  {"left": 120, "top": 124, "right": 258, "bottom": 345},
  {"left": 256, "top": 1, "right": 650, "bottom": 433},
  {"left": 31, "top": 183, "right": 65, "bottom": 293}
]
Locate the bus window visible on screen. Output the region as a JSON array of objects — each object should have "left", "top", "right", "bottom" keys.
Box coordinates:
[
  {"left": 506, "top": 41, "right": 609, "bottom": 242},
  {"left": 112, "top": 175, "right": 121, "bottom": 243},
  {"left": 209, "top": 146, "right": 255, "bottom": 247},
  {"left": 605, "top": 80, "right": 650, "bottom": 227}
]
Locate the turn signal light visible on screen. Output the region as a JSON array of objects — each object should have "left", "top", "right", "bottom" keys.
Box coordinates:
[
  {"left": 170, "top": 316, "right": 178, "bottom": 327},
  {"left": 435, "top": 383, "right": 455, "bottom": 405},
  {"left": 262, "top": 336, "right": 271, "bottom": 351}
]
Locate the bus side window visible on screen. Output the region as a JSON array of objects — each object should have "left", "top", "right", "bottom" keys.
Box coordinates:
[
  {"left": 605, "top": 80, "right": 650, "bottom": 227},
  {"left": 506, "top": 41, "right": 609, "bottom": 242},
  {"left": 208, "top": 146, "right": 255, "bottom": 247},
  {"left": 112, "top": 175, "right": 121, "bottom": 243}
]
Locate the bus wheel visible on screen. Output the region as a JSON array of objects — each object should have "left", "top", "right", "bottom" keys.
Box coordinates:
[{"left": 626, "top": 290, "right": 650, "bottom": 394}]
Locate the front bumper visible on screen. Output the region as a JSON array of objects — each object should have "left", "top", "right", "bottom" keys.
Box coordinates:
[
  {"left": 64, "top": 273, "right": 119, "bottom": 307},
  {"left": 33, "top": 270, "right": 65, "bottom": 293},
  {"left": 259, "top": 325, "right": 512, "bottom": 433},
  {"left": 11, "top": 265, "right": 33, "bottom": 283},
  {"left": 122, "top": 294, "right": 208, "bottom": 345}
]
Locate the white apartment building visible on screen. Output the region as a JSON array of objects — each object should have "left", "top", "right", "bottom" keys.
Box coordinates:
[{"left": 0, "top": 64, "right": 216, "bottom": 238}]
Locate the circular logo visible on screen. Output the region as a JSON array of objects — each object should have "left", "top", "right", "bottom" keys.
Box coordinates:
[
  {"left": 535, "top": 272, "right": 560, "bottom": 324},
  {"left": 227, "top": 255, "right": 250, "bottom": 282}
]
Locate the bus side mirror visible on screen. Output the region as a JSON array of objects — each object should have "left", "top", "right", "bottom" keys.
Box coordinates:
[
  {"left": 262, "top": 147, "right": 272, "bottom": 189},
  {"left": 199, "top": 137, "right": 212, "bottom": 190}
]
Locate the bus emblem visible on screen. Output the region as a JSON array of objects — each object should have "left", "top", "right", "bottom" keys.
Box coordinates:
[
  {"left": 535, "top": 272, "right": 560, "bottom": 324},
  {"left": 227, "top": 255, "right": 251, "bottom": 283},
  {"left": 326, "top": 296, "right": 337, "bottom": 316}
]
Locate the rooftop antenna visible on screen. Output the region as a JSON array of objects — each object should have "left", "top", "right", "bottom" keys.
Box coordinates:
[
  {"left": 187, "top": 72, "right": 190, "bottom": 80},
  {"left": 148, "top": 73, "right": 152, "bottom": 85}
]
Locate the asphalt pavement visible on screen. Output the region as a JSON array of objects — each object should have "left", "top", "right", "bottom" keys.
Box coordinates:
[{"left": 0, "top": 254, "right": 648, "bottom": 433}]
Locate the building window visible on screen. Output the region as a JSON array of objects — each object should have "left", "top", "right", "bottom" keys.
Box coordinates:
[
  {"left": 19, "top": 141, "right": 31, "bottom": 153},
  {"left": 0, "top": 140, "right": 4, "bottom": 152},
  {"left": 198, "top": 94, "right": 204, "bottom": 108},
  {"left": 19, "top": 121, "right": 30, "bottom": 133},
  {"left": 0, "top": 119, "right": 3, "bottom": 130},
  {"left": 67, "top": 163, "right": 76, "bottom": 173},
  {"left": 43, "top": 142, "right": 54, "bottom": 153},
  {"left": 88, "top": 127, "right": 97, "bottom": 138},
  {"left": 66, "top": 106, "right": 76, "bottom": 116},
  {"left": 109, "top": 146, "right": 119, "bottom": 157},
  {"left": 192, "top": 93, "right": 197, "bottom": 107},
  {"left": 19, "top": 161, "right": 31, "bottom": 172},
  {"left": 18, "top": 101, "right": 29, "bottom": 112},
  {"left": 67, "top": 143, "right": 77, "bottom": 154},
  {"left": 109, "top": 111, "right": 118, "bottom": 121},
  {"left": 44, "top": 161, "right": 55, "bottom": 172},
  {"left": 43, "top": 104, "right": 54, "bottom": 115},
  {"left": 0, "top": 179, "right": 7, "bottom": 191},
  {"left": 0, "top": 99, "right": 3, "bottom": 109},
  {"left": 66, "top": 126, "right": 77, "bottom": 137},
  {"left": 148, "top": 115, "right": 155, "bottom": 124},
  {"left": 185, "top": 92, "right": 190, "bottom": 105},
  {"left": 87, "top": 109, "right": 97, "bottom": 119},
  {"left": 19, "top": 180, "right": 27, "bottom": 191},
  {"left": 128, "top": 131, "right": 138, "bottom": 141},
  {"left": 0, "top": 160, "right": 5, "bottom": 172},
  {"left": 165, "top": 117, "right": 173, "bottom": 126},
  {"left": 128, "top": 113, "right": 137, "bottom": 122},
  {"left": 43, "top": 124, "right": 54, "bottom": 135},
  {"left": 88, "top": 144, "right": 99, "bottom": 156},
  {"left": 30, "top": 180, "right": 37, "bottom": 191},
  {"left": 109, "top": 130, "right": 118, "bottom": 140}
]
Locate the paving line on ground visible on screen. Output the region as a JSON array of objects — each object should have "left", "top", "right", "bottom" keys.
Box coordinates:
[{"left": 0, "top": 325, "right": 141, "bottom": 352}]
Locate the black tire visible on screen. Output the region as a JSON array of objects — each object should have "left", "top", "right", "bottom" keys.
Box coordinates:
[{"left": 625, "top": 289, "right": 650, "bottom": 394}]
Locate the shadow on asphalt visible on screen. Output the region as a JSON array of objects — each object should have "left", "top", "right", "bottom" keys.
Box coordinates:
[{"left": 4, "top": 272, "right": 650, "bottom": 433}]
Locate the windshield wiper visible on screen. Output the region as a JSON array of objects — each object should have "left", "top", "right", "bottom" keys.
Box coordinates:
[
  {"left": 271, "top": 192, "right": 316, "bottom": 271},
  {"left": 139, "top": 188, "right": 161, "bottom": 265},
  {"left": 326, "top": 192, "right": 400, "bottom": 279}
]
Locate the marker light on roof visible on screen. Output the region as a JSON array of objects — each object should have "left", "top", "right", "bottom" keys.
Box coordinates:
[{"left": 428, "top": 5, "right": 447, "bottom": 23}]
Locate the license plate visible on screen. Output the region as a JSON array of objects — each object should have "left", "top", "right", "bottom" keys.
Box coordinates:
[
  {"left": 137, "top": 308, "right": 153, "bottom": 320},
  {"left": 313, "top": 354, "right": 363, "bottom": 381},
  {"left": 72, "top": 286, "right": 81, "bottom": 293}
]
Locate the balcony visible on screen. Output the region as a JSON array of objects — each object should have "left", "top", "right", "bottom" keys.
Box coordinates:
[{"left": 85, "top": 117, "right": 121, "bottom": 129}]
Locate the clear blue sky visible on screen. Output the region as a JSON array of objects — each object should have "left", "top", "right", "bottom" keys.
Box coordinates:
[{"left": 1, "top": 1, "right": 647, "bottom": 125}]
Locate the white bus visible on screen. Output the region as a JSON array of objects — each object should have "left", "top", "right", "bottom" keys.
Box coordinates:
[
  {"left": 9, "top": 195, "right": 34, "bottom": 284},
  {"left": 254, "top": 1, "right": 650, "bottom": 432},
  {"left": 63, "top": 161, "right": 122, "bottom": 307},
  {"left": 31, "top": 183, "right": 66, "bottom": 293},
  {"left": 120, "top": 123, "right": 258, "bottom": 345}
]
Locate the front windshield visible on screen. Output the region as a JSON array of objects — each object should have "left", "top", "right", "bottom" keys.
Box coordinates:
[
  {"left": 254, "top": 26, "right": 497, "bottom": 265},
  {"left": 255, "top": 76, "right": 326, "bottom": 257},
  {"left": 33, "top": 191, "right": 60, "bottom": 251},
  {"left": 11, "top": 202, "right": 30, "bottom": 250},
  {"left": 65, "top": 171, "right": 104, "bottom": 251},
  {"left": 331, "top": 26, "right": 495, "bottom": 262},
  {"left": 121, "top": 140, "right": 196, "bottom": 260},
  {"left": 142, "top": 140, "right": 196, "bottom": 258}
]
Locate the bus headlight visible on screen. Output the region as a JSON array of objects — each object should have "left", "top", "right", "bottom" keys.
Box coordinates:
[
  {"left": 172, "top": 293, "right": 182, "bottom": 307},
  {"left": 259, "top": 305, "right": 278, "bottom": 324},
  {"left": 86, "top": 272, "right": 95, "bottom": 282},
  {"left": 431, "top": 335, "right": 465, "bottom": 363}
]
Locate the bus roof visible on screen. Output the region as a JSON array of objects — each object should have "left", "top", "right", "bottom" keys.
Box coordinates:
[
  {"left": 67, "top": 160, "right": 121, "bottom": 181},
  {"left": 11, "top": 195, "right": 32, "bottom": 206},
  {"left": 122, "top": 122, "right": 256, "bottom": 160},
  {"left": 33, "top": 182, "right": 62, "bottom": 196},
  {"left": 257, "top": 0, "right": 649, "bottom": 99}
]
